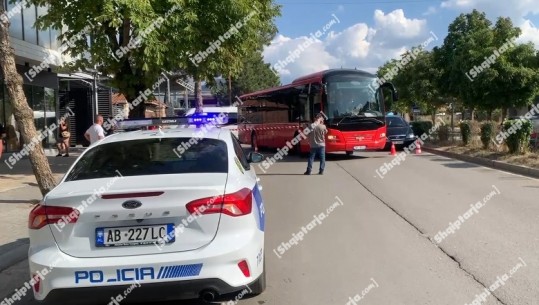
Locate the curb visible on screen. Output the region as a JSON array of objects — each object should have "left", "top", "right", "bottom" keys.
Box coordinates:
[
  {"left": 0, "top": 240, "right": 29, "bottom": 273},
  {"left": 423, "top": 147, "right": 539, "bottom": 179}
]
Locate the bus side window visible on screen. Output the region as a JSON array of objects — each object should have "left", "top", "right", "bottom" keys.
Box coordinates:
[{"left": 311, "top": 83, "right": 322, "bottom": 118}]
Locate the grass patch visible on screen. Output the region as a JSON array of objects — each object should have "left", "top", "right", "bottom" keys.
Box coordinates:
[{"left": 429, "top": 141, "right": 539, "bottom": 169}]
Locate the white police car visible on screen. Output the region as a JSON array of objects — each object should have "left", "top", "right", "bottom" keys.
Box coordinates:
[{"left": 28, "top": 116, "right": 266, "bottom": 304}]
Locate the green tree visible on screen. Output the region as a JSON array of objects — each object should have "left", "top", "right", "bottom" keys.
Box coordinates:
[
  {"left": 211, "top": 51, "right": 280, "bottom": 104},
  {"left": 30, "top": 0, "right": 280, "bottom": 117},
  {"left": 433, "top": 10, "right": 494, "bottom": 119},
  {"left": 484, "top": 18, "right": 539, "bottom": 119},
  {"left": 377, "top": 48, "right": 443, "bottom": 119},
  {"left": 175, "top": 1, "right": 280, "bottom": 112},
  {"left": 433, "top": 10, "right": 539, "bottom": 121}
]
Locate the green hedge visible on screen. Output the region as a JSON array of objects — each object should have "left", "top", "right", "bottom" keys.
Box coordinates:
[
  {"left": 410, "top": 121, "right": 433, "bottom": 139},
  {"left": 438, "top": 125, "right": 451, "bottom": 142},
  {"left": 460, "top": 121, "right": 472, "bottom": 145},
  {"left": 480, "top": 121, "right": 496, "bottom": 149},
  {"left": 502, "top": 119, "right": 533, "bottom": 154}
]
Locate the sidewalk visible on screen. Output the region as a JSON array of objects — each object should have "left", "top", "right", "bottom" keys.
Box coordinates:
[{"left": 0, "top": 150, "right": 83, "bottom": 271}]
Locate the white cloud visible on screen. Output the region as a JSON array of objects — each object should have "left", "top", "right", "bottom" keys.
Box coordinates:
[
  {"left": 440, "top": 0, "right": 539, "bottom": 23},
  {"left": 423, "top": 6, "right": 438, "bottom": 16},
  {"left": 517, "top": 19, "right": 539, "bottom": 49},
  {"left": 264, "top": 9, "right": 434, "bottom": 84}
]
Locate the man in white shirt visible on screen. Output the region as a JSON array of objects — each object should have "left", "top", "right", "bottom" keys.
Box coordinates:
[{"left": 85, "top": 115, "right": 105, "bottom": 144}]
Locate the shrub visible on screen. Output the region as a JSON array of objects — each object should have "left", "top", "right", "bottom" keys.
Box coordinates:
[
  {"left": 480, "top": 121, "right": 496, "bottom": 149},
  {"left": 459, "top": 121, "right": 472, "bottom": 145},
  {"left": 502, "top": 119, "right": 533, "bottom": 154},
  {"left": 410, "top": 121, "right": 433, "bottom": 139},
  {"left": 437, "top": 125, "right": 451, "bottom": 142}
]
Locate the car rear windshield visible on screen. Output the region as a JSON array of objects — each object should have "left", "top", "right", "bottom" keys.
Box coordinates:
[
  {"left": 386, "top": 116, "right": 407, "bottom": 127},
  {"left": 65, "top": 138, "right": 228, "bottom": 181}
]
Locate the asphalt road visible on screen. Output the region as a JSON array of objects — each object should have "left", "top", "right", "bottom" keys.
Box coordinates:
[{"left": 1, "top": 150, "right": 538, "bottom": 305}]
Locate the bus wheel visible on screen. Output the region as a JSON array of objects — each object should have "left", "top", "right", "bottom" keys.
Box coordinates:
[
  {"left": 251, "top": 133, "right": 258, "bottom": 152},
  {"left": 346, "top": 151, "right": 354, "bottom": 156}
]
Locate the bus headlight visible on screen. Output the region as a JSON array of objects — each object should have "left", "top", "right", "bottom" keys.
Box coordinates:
[
  {"left": 379, "top": 133, "right": 386, "bottom": 138},
  {"left": 327, "top": 135, "right": 337, "bottom": 140}
]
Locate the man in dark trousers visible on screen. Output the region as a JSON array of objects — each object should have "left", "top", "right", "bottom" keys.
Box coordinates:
[{"left": 304, "top": 113, "right": 327, "bottom": 175}]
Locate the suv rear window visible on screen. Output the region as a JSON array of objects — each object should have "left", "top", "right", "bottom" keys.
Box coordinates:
[
  {"left": 66, "top": 138, "right": 228, "bottom": 181},
  {"left": 386, "top": 116, "right": 407, "bottom": 127}
]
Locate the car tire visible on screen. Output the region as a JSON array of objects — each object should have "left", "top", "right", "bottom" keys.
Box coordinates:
[{"left": 249, "top": 258, "right": 266, "bottom": 295}]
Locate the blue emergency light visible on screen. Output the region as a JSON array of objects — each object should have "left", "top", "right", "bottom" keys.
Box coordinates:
[{"left": 114, "top": 113, "right": 228, "bottom": 131}]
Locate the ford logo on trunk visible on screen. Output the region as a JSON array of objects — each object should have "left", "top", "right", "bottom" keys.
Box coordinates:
[{"left": 122, "top": 200, "right": 142, "bottom": 209}]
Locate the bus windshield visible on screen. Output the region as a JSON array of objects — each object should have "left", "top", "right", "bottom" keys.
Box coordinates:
[{"left": 326, "top": 74, "right": 383, "bottom": 119}]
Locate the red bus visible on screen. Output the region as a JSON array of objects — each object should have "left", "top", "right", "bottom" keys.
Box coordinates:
[{"left": 238, "top": 69, "right": 398, "bottom": 155}]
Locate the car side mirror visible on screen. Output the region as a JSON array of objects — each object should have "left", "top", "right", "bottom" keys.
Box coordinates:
[{"left": 247, "top": 152, "right": 265, "bottom": 163}]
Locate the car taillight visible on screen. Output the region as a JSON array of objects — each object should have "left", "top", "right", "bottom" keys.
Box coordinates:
[
  {"left": 32, "top": 273, "right": 41, "bottom": 293},
  {"left": 238, "top": 260, "right": 251, "bottom": 277},
  {"left": 28, "top": 204, "right": 80, "bottom": 230},
  {"left": 186, "top": 188, "right": 252, "bottom": 217}
]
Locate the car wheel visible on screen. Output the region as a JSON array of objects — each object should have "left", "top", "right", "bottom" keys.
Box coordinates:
[{"left": 249, "top": 258, "right": 266, "bottom": 295}]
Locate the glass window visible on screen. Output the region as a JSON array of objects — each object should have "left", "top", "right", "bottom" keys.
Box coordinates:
[
  {"left": 36, "top": 5, "right": 50, "bottom": 48},
  {"left": 326, "top": 73, "right": 383, "bottom": 119},
  {"left": 0, "top": 83, "right": 5, "bottom": 150},
  {"left": 386, "top": 116, "right": 407, "bottom": 127},
  {"left": 32, "top": 86, "right": 45, "bottom": 131},
  {"left": 3, "top": 85, "right": 20, "bottom": 151},
  {"left": 44, "top": 87, "right": 56, "bottom": 145},
  {"left": 23, "top": 5, "right": 38, "bottom": 44},
  {"left": 231, "top": 135, "right": 249, "bottom": 170},
  {"left": 7, "top": 1, "right": 24, "bottom": 39},
  {"left": 65, "top": 138, "right": 229, "bottom": 181}
]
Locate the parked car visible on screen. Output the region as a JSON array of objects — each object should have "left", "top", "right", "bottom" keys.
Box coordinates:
[
  {"left": 384, "top": 115, "right": 416, "bottom": 150},
  {"left": 28, "top": 123, "right": 267, "bottom": 304}
]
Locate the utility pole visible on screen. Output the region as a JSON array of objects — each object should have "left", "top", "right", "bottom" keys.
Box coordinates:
[
  {"left": 228, "top": 74, "right": 232, "bottom": 105},
  {"left": 161, "top": 72, "right": 172, "bottom": 117},
  {"left": 93, "top": 72, "right": 98, "bottom": 117}
]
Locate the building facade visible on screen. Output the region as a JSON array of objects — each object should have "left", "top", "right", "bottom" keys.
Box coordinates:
[{"left": 0, "top": 1, "right": 62, "bottom": 151}]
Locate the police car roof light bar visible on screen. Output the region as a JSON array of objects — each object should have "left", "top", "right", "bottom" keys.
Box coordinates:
[{"left": 115, "top": 114, "right": 228, "bottom": 131}]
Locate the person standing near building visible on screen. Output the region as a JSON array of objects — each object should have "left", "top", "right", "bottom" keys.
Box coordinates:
[
  {"left": 85, "top": 115, "right": 105, "bottom": 145},
  {"left": 56, "top": 118, "right": 71, "bottom": 157},
  {"left": 304, "top": 113, "right": 327, "bottom": 175}
]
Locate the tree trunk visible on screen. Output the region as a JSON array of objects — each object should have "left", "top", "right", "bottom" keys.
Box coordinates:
[
  {"left": 0, "top": 13, "right": 56, "bottom": 196},
  {"left": 487, "top": 109, "right": 492, "bottom": 121},
  {"left": 195, "top": 78, "right": 203, "bottom": 113},
  {"left": 126, "top": 85, "right": 147, "bottom": 118},
  {"left": 501, "top": 108, "right": 508, "bottom": 122}
]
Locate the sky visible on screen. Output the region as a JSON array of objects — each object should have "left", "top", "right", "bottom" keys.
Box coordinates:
[{"left": 264, "top": 0, "right": 539, "bottom": 84}]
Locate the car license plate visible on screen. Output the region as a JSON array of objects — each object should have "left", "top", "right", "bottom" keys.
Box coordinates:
[
  {"left": 354, "top": 146, "right": 366, "bottom": 150},
  {"left": 96, "top": 224, "right": 175, "bottom": 247},
  {"left": 393, "top": 141, "right": 404, "bottom": 144}
]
